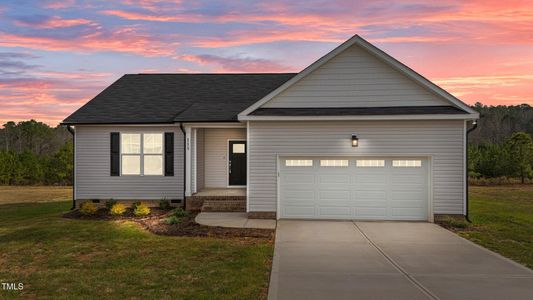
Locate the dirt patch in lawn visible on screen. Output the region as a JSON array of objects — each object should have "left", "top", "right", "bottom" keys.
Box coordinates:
[{"left": 139, "top": 214, "right": 274, "bottom": 240}]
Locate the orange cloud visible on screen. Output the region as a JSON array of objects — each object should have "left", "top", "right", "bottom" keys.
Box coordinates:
[
  {"left": 179, "top": 54, "right": 292, "bottom": 72},
  {"left": 15, "top": 16, "right": 96, "bottom": 28},
  {"left": 0, "top": 29, "right": 177, "bottom": 56}
]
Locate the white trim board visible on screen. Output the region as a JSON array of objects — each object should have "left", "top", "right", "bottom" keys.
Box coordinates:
[
  {"left": 239, "top": 114, "right": 478, "bottom": 121},
  {"left": 238, "top": 34, "right": 479, "bottom": 119}
]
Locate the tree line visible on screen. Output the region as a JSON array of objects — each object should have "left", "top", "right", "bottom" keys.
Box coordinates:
[
  {"left": 0, "top": 120, "right": 72, "bottom": 185},
  {"left": 0, "top": 104, "right": 531, "bottom": 185},
  {"left": 467, "top": 103, "right": 533, "bottom": 183}
]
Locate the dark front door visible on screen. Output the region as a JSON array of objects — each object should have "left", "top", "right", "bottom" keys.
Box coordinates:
[{"left": 228, "top": 141, "right": 246, "bottom": 186}]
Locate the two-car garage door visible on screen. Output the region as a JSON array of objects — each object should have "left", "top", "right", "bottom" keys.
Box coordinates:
[{"left": 279, "top": 157, "right": 429, "bottom": 220}]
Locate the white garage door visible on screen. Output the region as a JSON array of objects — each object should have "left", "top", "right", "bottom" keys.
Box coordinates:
[{"left": 279, "top": 157, "right": 429, "bottom": 220}]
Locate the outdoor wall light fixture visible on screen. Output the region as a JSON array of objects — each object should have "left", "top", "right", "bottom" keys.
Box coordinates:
[{"left": 351, "top": 134, "right": 359, "bottom": 147}]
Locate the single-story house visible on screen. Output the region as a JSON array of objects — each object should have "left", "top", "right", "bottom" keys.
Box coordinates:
[{"left": 62, "top": 35, "right": 479, "bottom": 221}]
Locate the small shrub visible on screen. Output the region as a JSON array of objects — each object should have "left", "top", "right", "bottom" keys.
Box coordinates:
[
  {"left": 164, "top": 215, "right": 182, "bottom": 225},
  {"left": 131, "top": 202, "right": 141, "bottom": 210},
  {"left": 110, "top": 203, "right": 127, "bottom": 216},
  {"left": 79, "top": 202, "right": 98, "bottom": 215},
  {"left": 159, "top": 199, "right": 171, "bottom": 210},
  {"left": 173, "top": 208, "right": 189, "bottom": 218},
  {"left": 134, "top": 203, "right": 151, "bottom": 217},
  {"left": 105, "top": 199, "right": 117, "bottom": 210}
]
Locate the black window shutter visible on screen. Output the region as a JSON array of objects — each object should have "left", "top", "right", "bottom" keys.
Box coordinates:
[
  {"left": 110, "top": 132, "right": 120, "bottom": 176},
  {"left": 165, "top": 132, "right": 174, "bottom": 176}
]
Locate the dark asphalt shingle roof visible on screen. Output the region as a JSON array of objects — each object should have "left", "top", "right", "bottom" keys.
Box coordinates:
[
  {"left": 250, "top": 106, "right": 468, "bottom": 116},
  {"left": 62, "top": 73, "right": 296, "bottom": 124}
]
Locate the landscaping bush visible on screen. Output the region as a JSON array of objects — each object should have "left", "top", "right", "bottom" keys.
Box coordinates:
[
  {"left": 134, "top": 202, "right": 151, "bottom": 217},
  {"left": 173, "top": 208, "right": 189, "bottom": 218},
  {"left": 79, "top": 202, "right": 98, "bottom": 215},
  {"left": 159, "top": 199, "right": 171, "bottom": 210},
  {"left": 110, "top": 203, "right": 127, "bottom": 216},
  {"left": 164, "top": 215, "right": 182, "bottom": 225},
  {"left": 105, "top": 199, "right": 117, "bottom": 210}
]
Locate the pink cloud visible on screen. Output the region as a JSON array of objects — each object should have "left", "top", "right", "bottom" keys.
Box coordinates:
[
  {"left": 178, "top": 54, "right": 293, "bottom": 73},
  {"left": 15, "top": 16, "right": 96, "bottom": 29},
  {"left": 42, "top": 0, "right": 76, "bottom": 9},
  {"left": 0, "top": 28, "right": 177, "bottom": 56}
]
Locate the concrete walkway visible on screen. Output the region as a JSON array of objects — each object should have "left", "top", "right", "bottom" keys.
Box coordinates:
[
  {"left": 195, "top": 212, "right": 276, "bottom": 229},
  {"left": 268, "top": 220, "right": 533, "bottom": 300}
]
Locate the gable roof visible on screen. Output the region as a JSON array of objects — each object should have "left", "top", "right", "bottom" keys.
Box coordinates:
[
  {"left": 62, "top": 73, "right": 296, "bottom": 124},
  {"left": 238, "top": 35, "right": 479, "bottom": 120}
]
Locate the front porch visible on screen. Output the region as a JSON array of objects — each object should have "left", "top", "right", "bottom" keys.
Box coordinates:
[
  {"left": 186, "top": 188, "right": 247, "bottom": 212},
  {"left": 183, "top": 123, "right": 248, "bottom": 212}
]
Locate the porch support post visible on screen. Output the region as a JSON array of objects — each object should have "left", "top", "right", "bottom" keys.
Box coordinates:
[{"left": 185, "top": 126, "right": 192, "bottom": 197}]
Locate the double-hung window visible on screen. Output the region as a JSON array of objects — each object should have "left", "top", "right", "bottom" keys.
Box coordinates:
[{"left": 121, "top": 133, "right": 163, "bottom": 175}]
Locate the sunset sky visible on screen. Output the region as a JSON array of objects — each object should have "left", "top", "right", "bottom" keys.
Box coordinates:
[{"left": 1, "top": 0, "right": 532, "bottom": 125}]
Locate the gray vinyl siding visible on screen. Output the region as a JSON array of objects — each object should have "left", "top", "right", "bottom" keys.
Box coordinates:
[
  {"left": 75, "top": 125, "right": 183, "bottom": 200},
  {"left": 262, "top": 44, "right": 448, "bottom": 108},
  {"left": 248, "top": 120, "right": 465, "bottom": 214},
  {"left": 196, "top": 129, "right": 205, "bottom": 191},
  {"left": 204, "top": 128, "right": 246, "bottom": 188}
]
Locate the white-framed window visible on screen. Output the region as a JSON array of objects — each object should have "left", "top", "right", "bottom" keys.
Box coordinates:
[
  {"left": 392, "top": 160, "right": 422, "bottom": 167},
  {"left": 320, "top": 160, "right": 349, "bottom": 167},
  {"left": 356, "top": 160, "right": 385, "bottom": 167},
  {"left": 121, "top": 133, "right": 163, "bottom": 175},
  {"left": 285, "top": 159, "right": 313, "bottom": 167}
]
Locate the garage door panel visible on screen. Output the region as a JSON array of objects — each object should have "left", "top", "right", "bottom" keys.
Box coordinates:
[
  {"left": 282, "top": 206, "right": 315, "bottom": 217},
  {"left": 319, "top": 190, "right": 350, "bottom": 201},
  {"left": 355, "top": 208, "right": 387, "bottom": 218},
  {"left": 391, "top": 207, "right": 426, "bottom": 217},
  {"left": 282, "top": 174, "right": 315, "bottom": 184},
  {"left": 317, "top": 174, "right": 350, "bottom": 184},
  {"left": 392, "top": 191, "right": 426, "bottom": 201},
  {"left": 318, "top": 206, "right": 352, "bottom": 217},
  {"left": 283, "top": 190, "right": 316, "bottom": 201},
  {"left": 280, "top": 157, "right": 429, "bottom": 220}
]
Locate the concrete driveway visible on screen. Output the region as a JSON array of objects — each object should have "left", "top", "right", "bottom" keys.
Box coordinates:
[{"left": 268, "top": 221, "right": 533, "bottom": 300}]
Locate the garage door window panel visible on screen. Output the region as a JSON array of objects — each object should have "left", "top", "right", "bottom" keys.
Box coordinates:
[
  {"left": 320, "top": 160, "right": 349, "bottom": 167},
  {"left": 393, "top": 160, "right": 422, "bottom": 167},
  {"left": 285, "top": 159, "right": 313, "bottom": 167},
  {"left": 356, "top": 160, "right": 385, "bottom": 167}
]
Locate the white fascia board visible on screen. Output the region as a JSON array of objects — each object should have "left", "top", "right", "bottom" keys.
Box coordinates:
[
  {"left": 239, "top": 113, "right": 479, "bottom": 121},
  {"left": 238, "top": 34, "right": 478, "bottom": 117},
  {"left": 182, "top": 122, "right": 246, "bottom": 128}
]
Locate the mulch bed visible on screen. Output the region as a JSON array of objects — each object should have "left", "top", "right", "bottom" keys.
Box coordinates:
[
  {"left": 138, "top": 214, "right": 274, "bottom": 240},
  {"left": 63, "top": 209, "right": 274, "bottom": 240},
  {"left": 62, "top": 207, "right": 171, "bottom": 220}
]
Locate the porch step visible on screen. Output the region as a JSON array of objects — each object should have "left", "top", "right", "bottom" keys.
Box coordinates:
[
  {"left": 202, "top": 197, "right": 246, "bottom": 212},
  {"left": 186, "top": 196, "right": 246, "bottom": 212}
]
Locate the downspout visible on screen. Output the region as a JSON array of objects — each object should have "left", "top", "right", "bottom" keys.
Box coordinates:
[
  {"left": 179, "top": 123, "right": 187, "bottom": 210},
  {"left": 465, "top": 120, "right": 478, "bottom": 223},
  {"left": 66, "top": 125, "right": 76, "bottom": 210}
]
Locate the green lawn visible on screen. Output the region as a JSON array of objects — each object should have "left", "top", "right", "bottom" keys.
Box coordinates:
[
  {"left": 0, "top": 199, "right": 273, "bottom": 299},
  {"left": 447, "top": 185, "right": 533, "bottom": 269}
]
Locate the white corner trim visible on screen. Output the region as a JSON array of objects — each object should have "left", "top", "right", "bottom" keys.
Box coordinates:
[
  {"left": 185, "top": 127, "right": 192, "bottom": 197},
  {"left": 238, "top": 34, "right": 479, "bottom": 117},
  {"left": 239, "top": 113, "right": 479, "bottom": 121},
  {"left": 463, "top": 120, "right": 467, "bottom": 215},
  {"left": 246, "top": 121, "right": 250, "bottom": 212}
]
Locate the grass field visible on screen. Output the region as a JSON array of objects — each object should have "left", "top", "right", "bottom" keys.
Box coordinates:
[
  {"left": 458, "top": 185, "right": 533, "bottom": 269},
  {"left": 0, "top": 187, "right": 272, "bottom": 299},
  {"left": 0, "top": 185, "right": 531, "bottom": 298}
]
